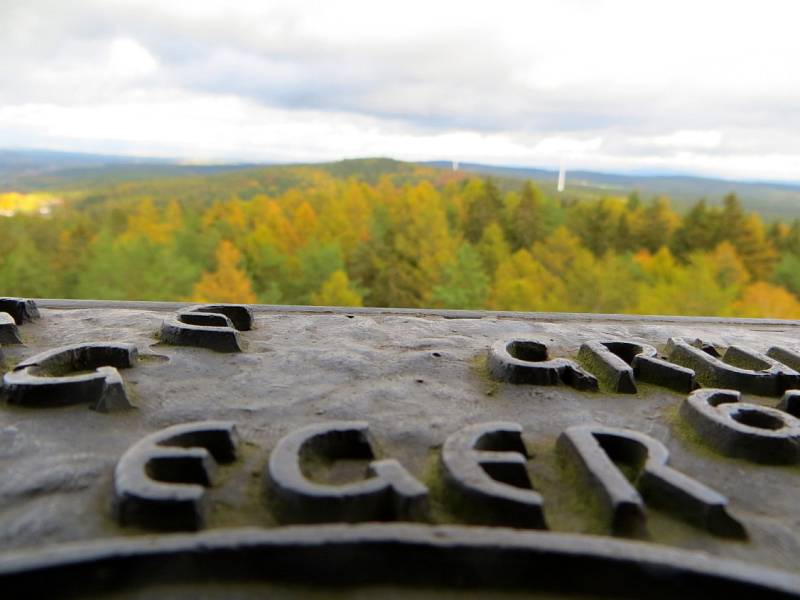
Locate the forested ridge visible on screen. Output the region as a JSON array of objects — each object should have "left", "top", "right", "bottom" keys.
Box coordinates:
[{"left": 2, "top": 160, "right": 800, "bottom": 318}]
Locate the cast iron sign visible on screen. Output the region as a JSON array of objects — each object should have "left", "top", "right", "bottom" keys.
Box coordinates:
[{"left": 2, "top": 298, "right": 800, "bottom": 598}]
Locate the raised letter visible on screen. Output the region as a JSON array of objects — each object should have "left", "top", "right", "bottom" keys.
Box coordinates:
[
  {"left": 114, "top": 421, "right": 239, "bottom": 530},
  {"left": 160, "top": 304, "right": 254, "bottom": 353},
  {"left": 2, "top": 342, "right": 137, "bottom": 411},
  {"left": 0, "top": 298, "right": 39, "bottom": 344},
  {"left": 267, "top": 421, "right": 428, "bottom": 523},
  {"left": 0, "top": 297, "right": 40, "bottom": 324},
  {"left": 667, "top": 338, "right": 800, "bottom": 396},
  {"left": 0, "top": 313, "right": 21, "bottom": 345},
  {"left": 488, "top": 338, "right": 598, "bottom": 390},
  {"left": 681, "top": 388, "right": 800, "bottom": 464},
  {"left": 578, "top": 340, "right": 695, "bottom": 394},
  {"left": 558, "top": 424, "right": 744, "bottom": 538},
  {"left": 441, "top": 422, "right": 546, "bottom": 528}
]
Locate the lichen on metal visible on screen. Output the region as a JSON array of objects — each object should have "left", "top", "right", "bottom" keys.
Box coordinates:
[{"left": 1, "top": 297, "right": 800, "bottom": 597}]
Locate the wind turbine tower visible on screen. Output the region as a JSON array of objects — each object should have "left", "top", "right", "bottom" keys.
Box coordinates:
[{"left": 557, "top": 161, "right": 566, "bottom": 192}]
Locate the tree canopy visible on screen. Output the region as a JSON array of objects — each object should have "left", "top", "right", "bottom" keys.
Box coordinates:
[{"left": 1, "top": 165, "right": 798, "bottom": 319}]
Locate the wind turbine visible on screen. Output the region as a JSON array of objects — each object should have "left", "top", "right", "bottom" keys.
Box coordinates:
[{"left": 557, "top": 160, "right": 566, "bottom": 192}]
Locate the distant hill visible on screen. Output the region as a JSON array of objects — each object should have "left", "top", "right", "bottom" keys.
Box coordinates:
[
  {"left": 1, "top": 156, "right": 450, "bottom": 213},
  {"left": 0, "top": 149, "right": 161, "bottom": 186},
  {"left": 426, "top": 161, "right": 800, "bottom": 219},
  {"left": 3, "top": 149, "right": 800, "bottom": 220},
  {"left": 0, "top": 149, "right": 256, "bottom": 190}
]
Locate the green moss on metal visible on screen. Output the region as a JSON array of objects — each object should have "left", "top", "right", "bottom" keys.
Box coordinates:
[{"left": 471, "top": 353, "right": 500, "bottom": 397}]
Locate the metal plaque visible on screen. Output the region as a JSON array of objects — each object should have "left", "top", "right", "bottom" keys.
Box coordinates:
[{"left": 2, "top": 298, "right": 800, "bottom": 598}]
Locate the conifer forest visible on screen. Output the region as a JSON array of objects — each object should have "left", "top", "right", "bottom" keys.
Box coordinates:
[{"left": 3, "top": 159, "right": 800, "bottom": 319}]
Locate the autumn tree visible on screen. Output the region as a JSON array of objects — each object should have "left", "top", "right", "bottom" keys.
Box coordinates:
[
  {"left": 5, "top": 159, "right": 800, "bottom": 322},
  {"left": 719, "top": 193, "right": 746, "bottom": 239},
  {"left": 0, "top": 235, "right": 58, "bottom": 298},
  {"left": 201, "top": 197, "right": 248, "bottom": 241},
  {"left": 773, "top": 253, "right": 800, "bottom": 297},
  {"left": 311, "top": 270, "right": 363, "bottom": 307},
  {"left": 247, "top": 198, "right": 297, "bottom": 253},
  {"left": 507, "top": 181, "right": 546, "bottom": 250},
  {"left": 193, "top": 240, "right": 257, "bottom": 304},
  {"left": 368, "top": 182, "right": 456, "bottom": 307},
  {"left": 566, "top": 198, "right": 625, "bottom": 256},
  {"left": 731, "top": 214, "right": 777, "bottom": 279},
  {"left": 477, "top": 222, "right": 511, "bottom": 276},
  {"left": 733, "top": 282, "right": 800, "bottom": 319},
  {"left": 122, "top": 198, "right": 167, "bottom": 243},
  {"left": 671, "top": 199, "right": 718, "bottom": 258},
  {"left": 286, "top": 242, "right": 346, "bottom": 305},
  {"left": 635, "top": 197, "right": 679, "bottom": 253},
  {"left": 631, "top": 247, "right": 742, "bottom": 317},
  {"left": 464, "top": 178, "right": 503, "bottom": 243},
  {"left": 612, "top": 211, "right": 636, "bottom": 254},
  {"left": 292, "top": 201, "right": 319, "bottom": 248},
  {"left": 489, "top": 249, "right": 566, "bottom": 312},
  {"left": 431, "top": 244, "right": 490, "bottom": 309},
  {"left": 318, "top": 180, "right": 372, "bottom": 254},
  {"left": 776, "top": 220, "right": 800, "bottom": 255},
  {"left": 77, "top": 232, "right": 201, "bottom": 300}
]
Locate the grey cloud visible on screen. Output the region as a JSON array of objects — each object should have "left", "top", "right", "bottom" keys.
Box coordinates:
[
  {"left": 2, "top": 0, "right": 800, "bottom": 178},
  {"left": 0, "top": 0, "right": 672, "bottom": 133}
]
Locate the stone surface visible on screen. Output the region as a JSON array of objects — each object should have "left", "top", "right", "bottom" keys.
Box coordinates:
[{"left": 2, "top": 300, "right": 800, "bottom": 597}]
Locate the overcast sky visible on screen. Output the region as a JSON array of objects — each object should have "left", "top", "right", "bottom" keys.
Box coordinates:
[{"left": 2, "top": 0, "right": 800, "bottom": 181}]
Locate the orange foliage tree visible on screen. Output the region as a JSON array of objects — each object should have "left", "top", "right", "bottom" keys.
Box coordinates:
[{"left": 192, "top": 240, "right": 257, "bottom": 304}]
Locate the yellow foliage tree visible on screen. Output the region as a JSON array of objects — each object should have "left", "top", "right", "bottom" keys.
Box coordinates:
[
  {"left": 123, "top": 198, "right": 174, "bottom": 244},
  {"left": 477, "top": 222, "right": 511, "bottom": 275},
  {"left": 734, "top": 214, "right": 778, "bottom": 280},
  {"left": 318, "top": 180, "right": 373, "bottom": 253},
  {"left": 192, "top": 240, "right": 257, "bottom": 304},
  {"left": 529, "top": 227, "right": 589, "bottom": 311},
  {"left": 733, "top": 282, "right": 800, "bottom": 319},
  {"left": 533, "top": 226, "right": 592, "bottom": 277},
  {"left": 710, "top": 241, "right": 749, "bottom": 289},
  {"left": 202, "top": 198, "right": 248, "bottom": 239},
  {"left": 292, "top": 201, "right": 319, "bottom": 247},
  {"left": 382, "top": 181, "right": 457, "bottom": 306},
  {"left": 249, "top": 199, "right": 297, "bottom": 253},
  {"left": 311, "top": 270, "right": 363, "bottom": 307},
  {"left": 489, "top": 249, "right": 566, "bottom": 312},
  {"left": 632, "top": 247, "right": 742, "bottom": 317}
]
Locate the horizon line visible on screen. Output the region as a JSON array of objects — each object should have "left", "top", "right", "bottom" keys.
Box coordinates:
[{"left": 2, "top": 145, "right": 800, "bottom": 189}]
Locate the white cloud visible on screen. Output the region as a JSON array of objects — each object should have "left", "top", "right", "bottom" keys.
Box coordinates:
[
  {"left": 649, "top": 130, "right": 724, "bottom": 150},
  {"left": 1, "top": 0, "right": 800, "bottom": 181},
  {"left": 108, "top": 38, "right": 158, "bottom": 78},
  {"left": 534, "top": 137, "right": 604, "bottom": 155}
]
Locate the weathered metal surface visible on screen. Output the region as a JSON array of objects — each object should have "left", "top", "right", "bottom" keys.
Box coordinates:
[{"left": 3, "top": 299, "right": 800, "bottom": 597}]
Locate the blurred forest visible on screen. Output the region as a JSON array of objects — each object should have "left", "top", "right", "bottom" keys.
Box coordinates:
[{"left": 2, "top": 159, "right": 800, "bottom": 318}]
